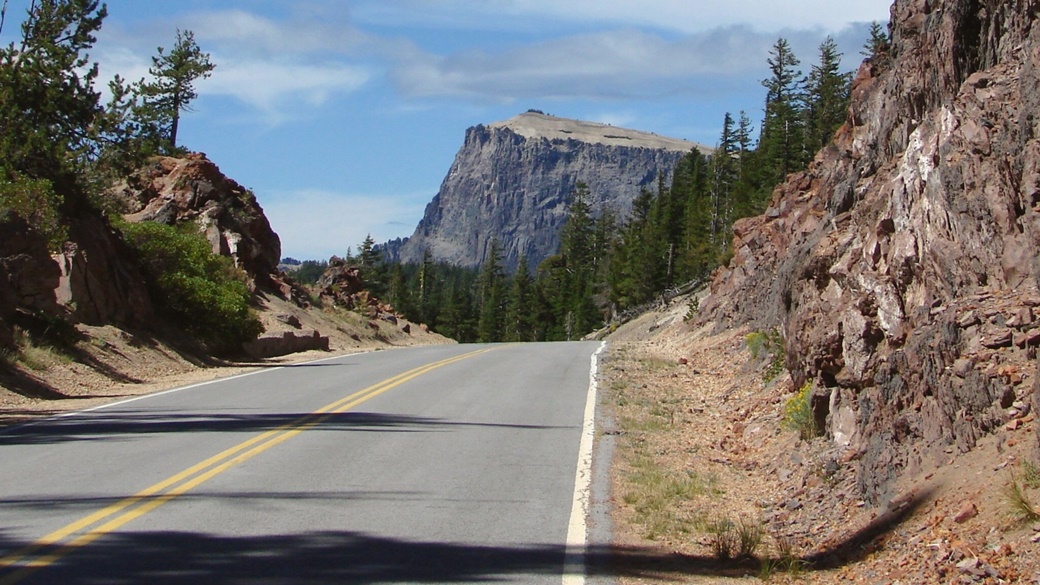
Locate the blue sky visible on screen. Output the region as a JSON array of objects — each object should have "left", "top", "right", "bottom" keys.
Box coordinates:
[{"left": 3, "top": 1, "right": 891, "bottom": 261}]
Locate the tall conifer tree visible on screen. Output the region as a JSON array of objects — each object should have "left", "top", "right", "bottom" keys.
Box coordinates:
[{"left": 758, "top": 37, "right": 804, "bottom": 197}]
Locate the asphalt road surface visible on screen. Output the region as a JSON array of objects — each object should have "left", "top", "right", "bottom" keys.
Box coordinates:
[{"left": 0, "top": 342, "right": 609, "bottom": 584}]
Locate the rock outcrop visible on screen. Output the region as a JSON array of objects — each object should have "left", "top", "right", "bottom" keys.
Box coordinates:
[
  {"left": 114, "top": 154, "right": 285, "bottom": 291},
  {"left": 314, "top": 257, "right": 395, "bottom": 318},
  {"left": 1, "top": 199, "right": 155, "bottom": 342},
  {"left": 698, "top": 0, "right": 1040, "bottom": 502},
  {"left": 0, "top": 216, "right": 62, "bottom": 348},
  {"left": 386, "top": 112, "right": 707, "bottom": 271}
]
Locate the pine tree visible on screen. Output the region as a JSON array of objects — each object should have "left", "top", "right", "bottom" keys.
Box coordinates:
[
  {"left": 708, "top": 113, "right": 739, "bottom": 254},
  {"left": 476, "top": 239, "right": 507, "bottom": 342},
  {"left": 356, "top": 234, "right": 387, "bottom": 297},
  {"left": 862, "top": 21, "right": 891, "bottom": 66},
  {"left": 758, "top": 37, "right": 805, "bottom": 193},
  {"left": 558, "top": 183, "right": 602, "bottom": 337},
  {"left": 609, "top": 187, "right": 662, "bottom": 310},
  {"left": 387, "top": 262, "right": 412, "bottom": 316},
  {"left": 416, "top": 249, "right": 435, "bottom": 325},
  {"left": 0, "top": 0, "right": 107, "bottom": 181},
  {"left": 504, "top": 255, "right": 537, "bottom": 342},
  {"left": 673, "top": 149, "right": 712, "bottom": 280},
  {"left": 139, "top": 29, "right": 214, "bottom": 154},
  {"left": 804, "top": 36, "right": 852, "bottom": 152},
  {"left": 730, "top": 110, "right": 759, "bottom": 218}
]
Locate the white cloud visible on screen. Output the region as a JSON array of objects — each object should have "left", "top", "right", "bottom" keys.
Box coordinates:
[
  {"left": 200, "top": 57, "right": 370, "bottom": 118},
  {"left": 508, "top": 0, "right": 892, "bottom": 33},
  {"left": 184, "top": 9, "right": 371, "bottom": 56},
  {"left": 355, "top": 0, "right": 891, "bottom": 34},
  {"left": 390, "top": 25, "right": 858, "bottom": 102},
  {"left": 261, "top": 189, "right": 429, "bottom": 261}
]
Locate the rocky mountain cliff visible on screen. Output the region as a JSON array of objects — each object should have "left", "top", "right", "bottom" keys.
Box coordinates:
[
  {"left": 386, "top": 112, "right": 707, "bottom": 271},
  {"left": 698, "top": 0, "right": 1040, "bottom": 503}
]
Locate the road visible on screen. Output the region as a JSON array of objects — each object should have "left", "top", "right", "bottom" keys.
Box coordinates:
[{"left": 0, "top": 342, "right": 609, "bottom": 584}]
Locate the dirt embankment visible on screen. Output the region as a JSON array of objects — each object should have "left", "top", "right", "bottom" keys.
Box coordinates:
[
  {"left": 0, "top": 294, "right": 451, "bottom": 426},
  {"left": 602, "top": 293, "right": 1040, "bottom": 584}
]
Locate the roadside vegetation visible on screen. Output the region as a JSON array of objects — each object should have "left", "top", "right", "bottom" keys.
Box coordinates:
[
  {"left": 0, "top": 0, "right": 263, "bottom": 355},
  {"left": 120, "top": 221, "right": 263, "bottom": 352}
]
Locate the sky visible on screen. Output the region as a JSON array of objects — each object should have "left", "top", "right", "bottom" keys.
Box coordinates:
[{"left": 2, "top": 0, "right": 892, "bottom": 262}]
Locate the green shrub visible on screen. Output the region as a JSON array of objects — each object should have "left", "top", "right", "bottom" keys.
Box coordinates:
[
  {"left": 120, "top": 221, "right": 263, "bottom": 352},
  {"left": 705, "top": 516, "right": 738, "bottom": 559},
  {"left": 0, "top": 170, "right": 67, "bottom": 249},
  {"left": 782, "top": 382, "right": 819, "bottom": 440}
]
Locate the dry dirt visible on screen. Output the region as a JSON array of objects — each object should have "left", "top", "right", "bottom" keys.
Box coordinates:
[
  {"left": 0, "top": 293, "right": 451, "bottom": 426},
  {"left": 600, "top": 292, "right": 1040, "bottom": 584}
]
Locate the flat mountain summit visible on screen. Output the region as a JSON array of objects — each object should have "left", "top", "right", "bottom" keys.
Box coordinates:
[
  {"left": 491, "top": 111, "right": 708, "bottom": 153},
  {"left": 385, "top": 112, "right": 706, "bottom": 270}
]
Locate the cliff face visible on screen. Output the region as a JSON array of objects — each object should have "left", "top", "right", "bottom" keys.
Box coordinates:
[
  {"left": 388, "top": 112, "right": 705, "bottom": 270},
  {"left": 699, "top": 0, "right": 1040, "bottom": 502}
]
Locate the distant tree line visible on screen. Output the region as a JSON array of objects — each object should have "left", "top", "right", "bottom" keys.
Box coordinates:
[{"left": 358, "top": 30, "right": 890, "bottom": 342}]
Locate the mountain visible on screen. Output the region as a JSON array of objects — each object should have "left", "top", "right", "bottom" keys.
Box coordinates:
[
  {"left": 385, "top": 111, "right": 708, "bottom": 271},
  {"left": 696, "top": 0, "right": 1040, "bottom": 503}
]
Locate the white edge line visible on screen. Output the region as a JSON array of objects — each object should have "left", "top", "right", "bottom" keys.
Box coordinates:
[
  {"left": 0, "top": 351, "right": 363, "bottom": 435},
  {"left": 563, "top": 340, "right": 606, "bottom": 585}
]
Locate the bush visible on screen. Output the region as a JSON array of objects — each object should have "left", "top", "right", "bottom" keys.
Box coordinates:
[
  {"left": 0, "top": 170, "right": 67, "bottom": 249},
  {"left": 782, "top": 382, "right": 818, "bottom": 440},
  {"left": 120, "top": 221, "right": 263, "bottom": 352}
]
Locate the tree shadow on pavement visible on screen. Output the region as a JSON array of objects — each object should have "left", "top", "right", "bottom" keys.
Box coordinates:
[
  {"left": 0, "top": 487, "right": 933, "bottom": 584},
  {"left": 0, "top": 411, "right": 574, "bottom": 446}
]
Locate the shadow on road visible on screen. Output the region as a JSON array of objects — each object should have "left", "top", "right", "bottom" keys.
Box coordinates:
[
  {"left": 0, "top": 411, "right": 573, "bottom": 446},
  {"left": 0, "top": 487, "right": 931, "bottom": 584}
]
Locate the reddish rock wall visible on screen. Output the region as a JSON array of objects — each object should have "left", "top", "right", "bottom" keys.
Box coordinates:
[{"left": 698, "top": 0, "right": 1040, "bottom": 502}]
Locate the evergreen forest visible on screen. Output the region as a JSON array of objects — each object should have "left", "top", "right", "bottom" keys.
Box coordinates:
[{"left": 344, "top": 33, "right": 890, "bottom": 343}]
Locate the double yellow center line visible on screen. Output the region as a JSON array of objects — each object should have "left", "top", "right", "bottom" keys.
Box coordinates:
[{"left": 0, "top": 347, "right": 493, "bottom": 584}]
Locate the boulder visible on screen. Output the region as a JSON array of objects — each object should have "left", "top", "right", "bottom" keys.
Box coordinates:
[{"left": 242, "top": 329, "right": 329, "bottom": 359}]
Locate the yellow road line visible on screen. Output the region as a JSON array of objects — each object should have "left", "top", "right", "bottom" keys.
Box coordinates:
[{"left": 0, "top": 347, "right": 493, "bottom": 584}]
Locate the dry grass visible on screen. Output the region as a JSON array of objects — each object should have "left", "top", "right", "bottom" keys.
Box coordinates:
[
  {"left": 10, "top": 327, "right": 71, "bottom": 372},
  {"left": 1004, "top": 464, "right": 1040, "bottom": 524}
]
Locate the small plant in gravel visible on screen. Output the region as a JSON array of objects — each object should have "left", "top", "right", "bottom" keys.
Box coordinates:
[
  {"left": 683, "top": 297, "right": 699, "bottom": 322},
  {"left": 745, "top": 329, "right": 785, "bottom": 382},
  {"left": 736, "top": 516, "right": 765, "bottom": 558},
  {"left": 705, "top": 516, "right": 739, "bottom": 559},
  {"left": 782, "top": 382, "right": 819, "bottom": 440},
  {"left": 705, "top": 515, "right": 764, "bottom": 560},
  {"left": 759, "top": 534, "right": 807, "bottom": 579},
  {"left": 1004, "top": 464, "right": 1040, "bottom": 524},
  {"left": 9, "top": 326, "right": 72, "bottom": 372}
]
